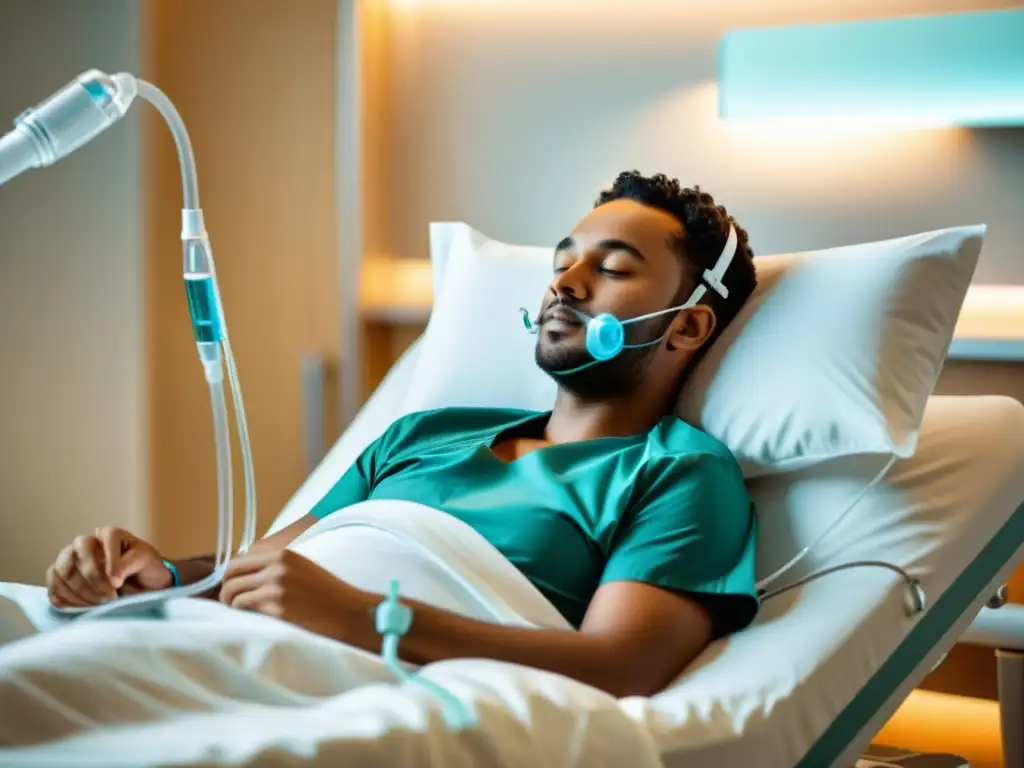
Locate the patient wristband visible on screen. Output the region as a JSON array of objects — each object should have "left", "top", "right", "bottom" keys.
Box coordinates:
[{"left": 162, "top": 559, "right": 181, "bottom": 588}]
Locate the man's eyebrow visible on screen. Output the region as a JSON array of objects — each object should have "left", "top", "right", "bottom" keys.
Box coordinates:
[
  {"left": 596, "top": 239, "right": 646, "bottom": 261},
  {"left": 553, "top": 237, "right": 646, "bottom": 261}
]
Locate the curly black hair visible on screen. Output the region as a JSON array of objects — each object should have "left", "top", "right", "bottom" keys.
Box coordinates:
[{"left": 596, "top": 170, "right": 757, "bottom": 354}]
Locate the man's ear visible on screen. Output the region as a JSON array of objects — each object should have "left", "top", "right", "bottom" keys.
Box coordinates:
[{"left": 666, "top": 305, "right": 716, "bottom": 352}]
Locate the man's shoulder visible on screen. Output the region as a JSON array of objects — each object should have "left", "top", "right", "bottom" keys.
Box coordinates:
[
  {"left": 646, "top": 416, "right": 746, "bottom": 486},
  {"left": 651, "top": 415, "right": 736, "bottom": 461},
  {"left": 642, "top": 417, "right": 752, "bottom": 525}
]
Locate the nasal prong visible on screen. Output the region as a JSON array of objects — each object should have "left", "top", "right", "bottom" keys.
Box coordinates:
[
  {"left": 519, "top": 307, "right": 540, "bottom": 334},
  {"left": 569, "top": 306, "right": 591, "bottom": 323}
]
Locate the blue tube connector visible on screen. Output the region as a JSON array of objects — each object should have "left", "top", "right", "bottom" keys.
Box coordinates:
[
  {"left": 184, "top": 273, "right": 225, "bottom": 344},
  {"left": 375, "top": 580, "right": 477, "bottom": 730}
]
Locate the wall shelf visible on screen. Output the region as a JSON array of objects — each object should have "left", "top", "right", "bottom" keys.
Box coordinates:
[
  {"left": 949, "top": 286, "right": 1024, "bottom": 363},
  {"left": 359, "top": 256, "right": 432, "bottom": 325},
  {"left": 947, "top": 339, "right": 1024, "bottom": 363}
]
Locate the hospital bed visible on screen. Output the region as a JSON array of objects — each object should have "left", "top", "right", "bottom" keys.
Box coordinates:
[
  {"left": 311, "top": 339, "right": 1024, "bottom": 768},
  {"left": 0, "top": 337, "right": 1022, "bottom": 766}
]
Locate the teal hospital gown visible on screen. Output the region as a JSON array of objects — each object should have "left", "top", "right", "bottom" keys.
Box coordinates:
[{"left": 310, "top": 407, "right": 759, "bottom": 637}]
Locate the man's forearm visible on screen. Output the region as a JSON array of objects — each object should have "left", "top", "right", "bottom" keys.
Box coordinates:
[{"left": 342, "top": 592, "right": 651, "bottom": 698}]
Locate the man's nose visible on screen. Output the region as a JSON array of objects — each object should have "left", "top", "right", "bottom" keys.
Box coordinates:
[{"left": 550, "top": 263, "right": 589, "bottom": 302}]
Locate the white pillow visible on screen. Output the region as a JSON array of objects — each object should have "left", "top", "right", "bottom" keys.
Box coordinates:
[{"left": 404, "top": 222, "right": 984, "bottom": 476}]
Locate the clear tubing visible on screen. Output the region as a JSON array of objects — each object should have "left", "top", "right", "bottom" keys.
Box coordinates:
[
  {"left": 80, "top": 367, "right": 233, "bottom": 618},
  {"left": 223, "top": 338, "right": 258, "bottom": 553},
  {"left": 67, "top": 77, "right": 258, "bottom": 617},
  {"left": 186, "top": 240, "right": 257, "bottom": 555},
  {"left": 755, "top": 455, "right": 898, "bottom": 593},
  {"left": 140, "top": 72, "right": 256, "bottom": 558},
  {"left": 760, "top": 559, "right": 927, "bottom": 616},
  {"left": 135, "top": 80, "right": 198, "bottom": 209},
  {"left": 210, "top": 374, "right": 234, "bottom": 572},
  {"left": 383, "top": 633, "right": 473, "bottom": 728}
]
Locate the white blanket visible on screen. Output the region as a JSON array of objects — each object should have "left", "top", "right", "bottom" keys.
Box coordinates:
[{"left": 0, "top": 502, "right": 661, "bottom": 767}]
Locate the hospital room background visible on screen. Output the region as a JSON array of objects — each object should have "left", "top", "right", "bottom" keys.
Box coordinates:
[{"left": 0, "top": 0, "right": 1022, "bottom": 764}]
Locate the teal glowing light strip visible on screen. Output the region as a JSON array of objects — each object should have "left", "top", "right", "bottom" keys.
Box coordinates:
[{"left": 718, "top": 9, "right": 1024, "bottom": 128}]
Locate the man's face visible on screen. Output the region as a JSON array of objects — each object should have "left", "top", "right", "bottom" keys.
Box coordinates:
[{"left": 534, "top": 198, "right": 689, "bottom": 398}]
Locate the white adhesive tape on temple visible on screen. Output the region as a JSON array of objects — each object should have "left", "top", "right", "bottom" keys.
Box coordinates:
[{"left": 703, "top": 224, "right": 737, "bottom": 300}]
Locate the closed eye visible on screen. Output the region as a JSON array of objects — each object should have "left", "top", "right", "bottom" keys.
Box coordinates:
[{"left": 553, "top": 265, "right": 629, "bottom": 277}]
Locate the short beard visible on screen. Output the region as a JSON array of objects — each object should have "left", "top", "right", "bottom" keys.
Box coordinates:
[{"left": 534, "top": 313, "right": 675, "bottom": 399}]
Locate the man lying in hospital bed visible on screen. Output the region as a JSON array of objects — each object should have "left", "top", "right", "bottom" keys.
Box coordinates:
[
  {"left": 36, "top": 171, "right": 760, "bottom": 700},
  {"left": 1, "top": 169, "right": 1017, "bottom": 768}
]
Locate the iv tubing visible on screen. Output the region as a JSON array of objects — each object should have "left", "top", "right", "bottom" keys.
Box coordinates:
[
  {"left": 755, "top": 454, "right": 899, "bottom": 593},
  {"left": 82, "top": 358, "right": 233, "bottom": 617},
  {"left": 209, "top": 371, "right": 233, "bottom": 573},
  {"left": 76, "top": 78, "right": 256, "bottom": 618},
  {"left": 135, "top": 80, "right": 198, "bottom": 209},
  {"left": 224, "top": 338, "right": 257, "bottom": 552},
  {"left": 134, "top": 78, "right": 256, "bottom": 555}
]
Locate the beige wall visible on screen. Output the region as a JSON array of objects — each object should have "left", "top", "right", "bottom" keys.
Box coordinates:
[
  {"left": 0, "top": 0, "right": 146, "bottom": 583},
  {"left": 380, "top": 0, "right": 1023, "bottom": 289}
]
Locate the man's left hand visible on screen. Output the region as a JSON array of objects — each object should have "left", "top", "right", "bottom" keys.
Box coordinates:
[{"left": 219, "top": 549, "right": 373, "bottom": 643}]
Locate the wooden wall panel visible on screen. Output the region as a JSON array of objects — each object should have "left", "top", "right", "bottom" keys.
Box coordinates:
[{"left": 146, "top": 0, "right": 339, "bottom": 556}]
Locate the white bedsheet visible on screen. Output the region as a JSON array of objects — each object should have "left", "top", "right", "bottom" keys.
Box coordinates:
[
  {"left": 2, "top": 396, "right": 1022, "bottom": 768},
  {"left": 0, "top": 501, "right": 660, "bottom": 767}
]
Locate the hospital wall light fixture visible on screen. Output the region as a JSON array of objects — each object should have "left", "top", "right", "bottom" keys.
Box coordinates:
[{"left": 718, "top": 8, "right": 1024, "bottom": 132}]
